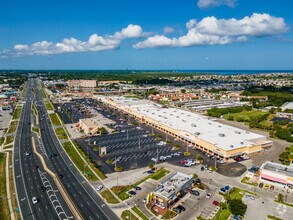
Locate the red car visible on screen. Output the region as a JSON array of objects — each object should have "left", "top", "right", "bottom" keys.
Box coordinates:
[
  {"left": 212, "top": 201, "right": 220, "bottom": 206},
  {"left": 180, "top": 160, "right": 187, "bottom": 165}
]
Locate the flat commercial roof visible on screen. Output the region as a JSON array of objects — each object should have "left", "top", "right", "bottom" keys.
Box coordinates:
[
  {"left": 262, "top": 161, "right": 293, "bottom": 178},
  {"left": 154, "top": 172, "right": 192, "bottom": 199},
  {"left": 98, "top": 96, "right": 269, "bottom": 151}
]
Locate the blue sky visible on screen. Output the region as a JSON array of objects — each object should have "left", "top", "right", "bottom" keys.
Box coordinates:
[{"left": 0, "top": 0, "right": 292, "bottom": 70}]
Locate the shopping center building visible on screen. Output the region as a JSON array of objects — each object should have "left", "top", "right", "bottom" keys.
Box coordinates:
[{"left": 96, "top": 96, "right": 273, "bottom": 160}]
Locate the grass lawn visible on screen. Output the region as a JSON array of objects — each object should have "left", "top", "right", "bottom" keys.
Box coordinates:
[
  {"left": 49, "top": 113, "right": 62, "bottom": 126},
  {"left": 111, "top": 185, "right": 132, "bottom": 200},
  {"left": 55, "top": 127, "right": 68, "bottom": 140},
  {"left": 0, "top": 137, "right": 5, "bottom": 146},
  {"left": 151, "top": 168, "right": 170, "bottom": 181},
  {"left": 223, "top": 110, "right": 268, "bottom": 122},
  {"left": 241, "top": 177, "right": 258, "bottom": 186},
  {"left": 32, "top": 127, "right": 40, "bottom": 135},
  {"left": 213, "top": 208, "right": 231, "bottom": 220},
  {"left": 267, "top": 215, "right": 283, "bottom": 220},
  {"left": 12, "top": 107, "right": 22, "bottom": 120},
  {"left": 100, "top": 189, "right": 119, "bottom": 204},
  {"left": 121, "top": 210, "right": 139, "bottom": 220},
  {"left": 62, "top": 142, "right": 98, "bottom": 181},
  {"left": 132, "top": 206, "right": 148, "bottom": 220},
  {"left": 32, "top": 103, "right": 38, "bottom": 115},
  {"left": 7, "top": 121, "right": 18, "bottom": 133},
  {"left": 4, "top": 136, "right": 14, "bottom": 146},
  {"left": 40, "top": 88, "right": 48, "bottom": 99},
  {"left": 0, "top": 153, "right": 10, "bottom": 220},
  {"left": 45, "top": 100, "right": 55, "bottom": 111},
  {"left": 161, "top": 210, "right": 177, "bottom": 219}
]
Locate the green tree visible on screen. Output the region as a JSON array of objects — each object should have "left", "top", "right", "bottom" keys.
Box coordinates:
[
  {"left": 181, "top": 89, "right": 186, "bottom": 94},
  {"left": 229, "top": 199, "right": 247, "bottom": 216},
  {"left": 148, "top": 163, "right": 154, "bottom": 169}
]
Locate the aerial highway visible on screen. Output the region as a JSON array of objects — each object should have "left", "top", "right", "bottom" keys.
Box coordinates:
[
  {"left": 13, "top": 78, "right": 73, "bottom": 220},
  {"left": 33, "top": 78, "right": 119, "bottom": 220}
]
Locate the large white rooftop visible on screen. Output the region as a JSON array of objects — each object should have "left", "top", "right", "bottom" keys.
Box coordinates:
[{"left": 98, "top": 96, "right": 268, "bottom": 151}]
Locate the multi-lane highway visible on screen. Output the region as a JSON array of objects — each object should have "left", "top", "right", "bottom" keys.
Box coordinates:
[
  {"left": 33, "top": 78, "right": 119, "bottom": 220},
  {"left": 13, "top": 78, "right": 73, "bottom": 220}
]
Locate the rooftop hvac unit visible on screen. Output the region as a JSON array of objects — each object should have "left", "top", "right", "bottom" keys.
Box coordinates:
[
  {"left": 235, "top": 131, "right": 241, "bottom": 134},
  {"left": 194, "top": 132, "right": 200, "bottom": 135},
  {"left": 219, "top": 133, "right": 225, "bottom": 137},
  {"left": 230, "top": 145, "right": 234, "bottom": 148},
  {"left": 191, "top": 123, "right": 197, "bottom": 127}
]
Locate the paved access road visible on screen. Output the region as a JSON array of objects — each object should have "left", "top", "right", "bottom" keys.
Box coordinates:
[
  {"left": 13, "top": 78, "right": 73, "bottom": 220},
  {"left": 34, "top": 78, "right": 119, "bottom": 220}
]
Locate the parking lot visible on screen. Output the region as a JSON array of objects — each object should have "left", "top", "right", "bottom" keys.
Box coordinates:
[
  {"left": 55, "top": 98, "right": 249, "bottom": 175},
  {"left": 77, "top": 119, "right": 188, "bottom": 173}
]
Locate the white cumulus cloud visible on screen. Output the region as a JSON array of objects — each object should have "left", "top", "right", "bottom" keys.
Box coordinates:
[
  {"left": 163, "top": 26, "right": 175, "bottom": 34},
  {"left": 197, "top": 0, "right": 237, "bottom": 9},
  {"left": 133, "top": 13, "right": 288, "bottom": 49},
  {"left": 2, "top": 24, "right": 145, "bottom": 57}
]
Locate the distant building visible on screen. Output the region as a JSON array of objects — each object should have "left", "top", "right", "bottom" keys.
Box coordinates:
[
  {"left": 281, "top": 102, "right": 293, "bottom": 111},
  {"left": 276, "top": 112, "right": 293, "bottom": 120},
  {"left": 67, "top": 80, "right": 97, "bottom": 90},
  {"left": 78, "top": 116, "right": 115, "bottom": 135},
  {"left": 260, "top": 161, "right": 293, "bottom": 189}
]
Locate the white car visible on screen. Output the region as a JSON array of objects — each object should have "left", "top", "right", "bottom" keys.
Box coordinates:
[
  {"left": 159, "top": 156, "right": 166, "bottom": 161},
  {"left": 25, "top": 152, "right": 30, "bottom": 156},
  {"left": 32, "top": 197, "right": 38, "bottom": 204},
  {"left": 206, "top": 193, "right": 212, "bottom": 199},
  {"left": 151, "top": 158, "right": 158, "bottom": 163},
  {"left": 96, "top": 185, "right": 104, "bottom": 191}
]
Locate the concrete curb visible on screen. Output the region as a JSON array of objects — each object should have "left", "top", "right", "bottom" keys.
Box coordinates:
[{"left": 5, "top": 151, "right": 15, "bottom": 220}]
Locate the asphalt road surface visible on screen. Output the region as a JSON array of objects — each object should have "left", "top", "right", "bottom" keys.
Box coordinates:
[
  {"left": 13, "top": 78, "right": 73, "bottom": 220},
  {"left": 34, "top": 78, "right": 119, "bottom": 220}
]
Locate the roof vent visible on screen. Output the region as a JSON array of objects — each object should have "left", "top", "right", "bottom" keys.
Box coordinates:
[
  {"left": 191, "top": 123, "right": 196, "bottom": 127},
  {"left": 235, "top": 131, "right": 241, "bottom": 134},
  {"left": 194, "top": 132, "right": 200, "bottom": 135},
  {"left": 219, "top": 133, "right": 225, "bottom": 137},
  {"left": 230, "top": 145, "right": 234, "bottom": 148}
]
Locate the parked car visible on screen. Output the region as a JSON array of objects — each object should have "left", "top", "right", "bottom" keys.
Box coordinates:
[
  {"left": 190, "top": 190, "right": 200, "bottom": 196},
  {"left": 180, "top": 160, "right": 188, "bottom": 165},
  {"left": 270, "top": 185, "right": 275, "bottom": 191},
  {"left": 206, "top": 193, "right": 212, "bottom": 198},
  {"left": 128, "top": 190, "right": 136, "bottom": 195},
  {"left": 147, "top": 170, "right": 154, "bottom": 174},
  {"left": 177, "top": 205, "right": 185, "bottom": 212},
  {"left": 143, "top": 198, "right": 146, "bottom": 203},
  {"left": 259, "top": 183, "right": 264, "bottom": 188},
  {"left": 200, "top": 166, "right": 204, "bottom": 171},
  {"left": 135, "top": 186, "right": 141, "bottom": 191},
  {"left": 212, "top": 201, "right": 220, "bottom": 206},
  {"left": 245, "top": 194, "right": 255, "bottom": 200},
  {"left": 25, "top": 152, "right": 30, "bottom": 156},
  {"left": 96, "top": 185, "right": 103, "bottom": 191}
]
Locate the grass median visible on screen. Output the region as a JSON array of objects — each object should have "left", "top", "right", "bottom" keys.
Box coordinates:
[
  {"left": 32, "top": 103, "right": 38, "bottom": 115},
  {"left": 45, "top": 100, "right": 55, "bottom": 111},
  {"left": 32, "top": 127, "right": 40, "bottom": 135},
  {"left": 0, "top": 153, "right": 10, "bottom": 220},
  {"left": 132, "top": 206, "right": 149, "bottom": 220},
  {"left": 40, "top": 88, "right": 48, "bottom": 99},
  {"left": 49, "top": 113, "right": 62, "bottom": 126},
  {"left": 55, "top": 127, "right": 68, "bottom": 140},
  {"left": 62, "top": 142, "right": 98, "bottom": 181},
  {"left": 12, "top": 107, "right": 22, "bottom": 120},
  {"left": 7, "top": 121, "right": 18, "bottom": 134},
  {"left": 100, "top": 189, "right": 119, "bottom": 204}
]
